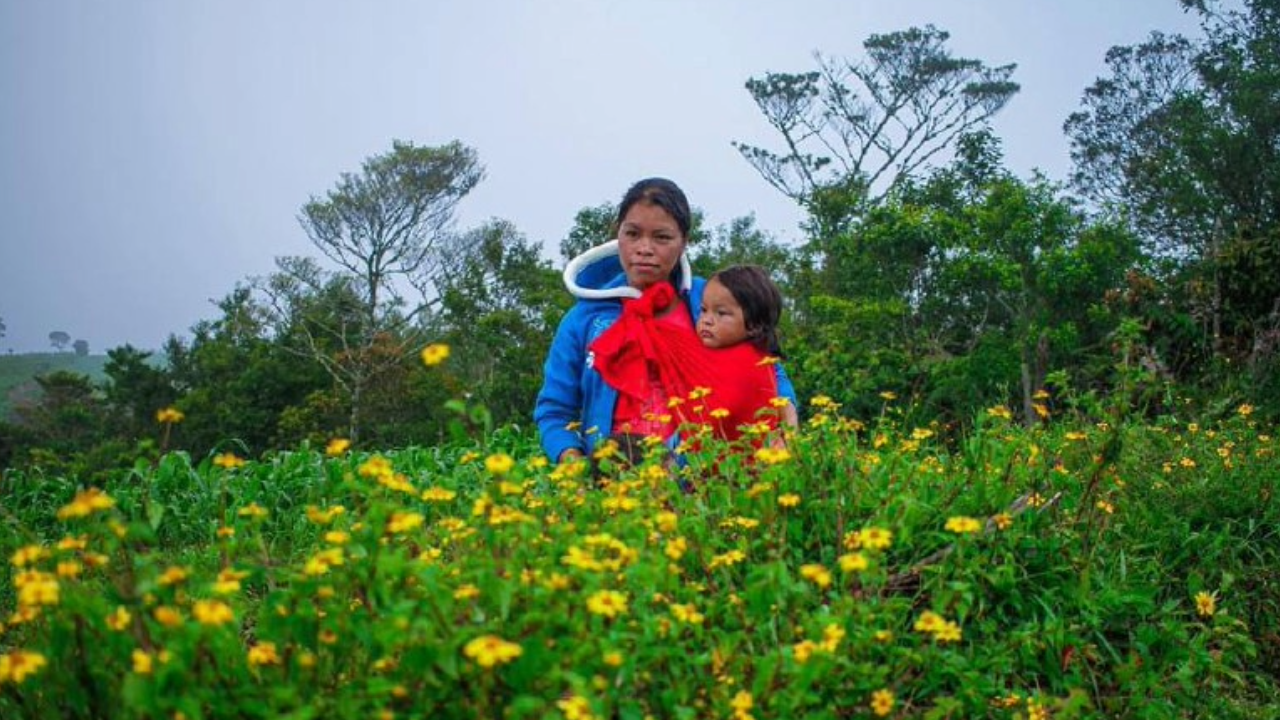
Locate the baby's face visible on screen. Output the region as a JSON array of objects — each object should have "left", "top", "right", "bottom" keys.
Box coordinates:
[{"left": 697, "top": 278, "right": 749, "bottom": 349}]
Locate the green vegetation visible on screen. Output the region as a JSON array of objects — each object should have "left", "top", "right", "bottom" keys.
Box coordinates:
[
  {"left": 0, "top": 354, "right": 108, "bottom": 419},
  {"left": 0, "top": 391, "right": 1276, "bottom": 718}
]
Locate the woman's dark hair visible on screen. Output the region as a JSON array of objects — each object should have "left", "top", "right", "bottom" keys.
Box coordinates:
[
  {"left": 613, "top": 177, "right": 692, "bottom": 238},
  {"left": 712, "top": 265, "right": 784, "bottom": 356}
]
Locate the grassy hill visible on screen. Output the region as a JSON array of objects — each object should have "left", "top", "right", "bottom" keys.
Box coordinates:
[{"left": 0, "top": 352, "right": 110, "bottom": 419}]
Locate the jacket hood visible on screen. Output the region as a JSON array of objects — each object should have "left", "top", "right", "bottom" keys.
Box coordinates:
[{"left": 562, "top": 239, "right": 692, "bottom": 300}]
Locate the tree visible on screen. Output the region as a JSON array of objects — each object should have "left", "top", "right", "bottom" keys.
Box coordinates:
[
  {"left": 102, "top": 344, "right": 175, "bottom": 438},
  {"left": 734, "top": 25, "right": 1019, "bottom": 226},
  {"left": 1065, "top": 0, "right": 1280, "bottom": 389},
  {"left": 49, "top": 330, "right": 71, "bottom": 351},
  {"left": 73, "top": 339, "right": 89, "bottom": 356},
  {"left": 560, "top": 203, "right": 617, "bottom": 261},
  {"left": 281, "top": 140, "right": 485, "bottom": 441},
  {"left": 687, "top": 215, "right": 793, "bottom": 282},
  {"left": 431, "top": 220, "right": 565, "bottom": 431},
  {"left": 164, "top": 287, "right": 330, "bottom": 455}
]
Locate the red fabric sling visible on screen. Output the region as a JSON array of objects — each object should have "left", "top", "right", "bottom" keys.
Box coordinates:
[{"left": 590, "top": 282, "right": 779, "bottom": 442}]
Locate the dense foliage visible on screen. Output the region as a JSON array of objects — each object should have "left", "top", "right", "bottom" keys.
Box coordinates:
[{"left": 0, "top": 381, "right": 1277, "bottom": 718}]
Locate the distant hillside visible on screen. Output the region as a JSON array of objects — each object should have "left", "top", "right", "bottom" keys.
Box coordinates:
[{"left": 0, "top": 352, "right": 110, "bottom": 420}]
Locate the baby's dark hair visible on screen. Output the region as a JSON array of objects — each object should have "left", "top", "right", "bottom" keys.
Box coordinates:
[{"left": 711, "top": 265, "right": 783, "bottom": 356}]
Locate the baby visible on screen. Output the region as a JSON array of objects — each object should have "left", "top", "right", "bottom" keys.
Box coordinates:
[{"left": 696, "top": 265, "right": 799, "bottom": 435}]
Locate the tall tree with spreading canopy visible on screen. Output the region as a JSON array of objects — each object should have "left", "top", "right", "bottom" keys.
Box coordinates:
[
  {"left": 275, "top": 140, "right": 485, "bottom": 441},
  {"left": 48, "top": 330, "right": 71, "bottom": 351},
  {"left": 734, "top": 24, "right": 1019, "bottom": 234},
  {"left": 1065, "top": 0, "right": 1280, "bottom": 392}
]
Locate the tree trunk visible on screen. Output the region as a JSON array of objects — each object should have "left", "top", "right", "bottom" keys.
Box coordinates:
[{"left": 1020, "top": 350, "right": 1036, "bottom": 429}]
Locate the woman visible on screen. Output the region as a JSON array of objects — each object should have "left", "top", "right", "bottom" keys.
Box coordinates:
[{"left": 534, "top": 177, "right": 797, "bottom": 464}]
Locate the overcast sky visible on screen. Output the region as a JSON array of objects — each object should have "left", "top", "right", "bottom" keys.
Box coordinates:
[{"left": 1, "top": 1, "right": 1205, "bottom": 354}]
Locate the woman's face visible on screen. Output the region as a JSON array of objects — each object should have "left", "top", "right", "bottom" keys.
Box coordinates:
[
  {"left": 618, "top": 202, "right": 686, "bottom": 290},
  {"left": 697, "top": 277, "right": 749, "bottom": 349}
]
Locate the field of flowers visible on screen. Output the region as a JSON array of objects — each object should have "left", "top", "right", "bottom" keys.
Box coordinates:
[{"left": 1, "top": 392, "right": 1277, "bottom": 719}]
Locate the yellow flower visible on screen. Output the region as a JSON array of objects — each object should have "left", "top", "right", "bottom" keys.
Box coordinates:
[
  {"left": 157, "top": 565, "right": 190, "bottom": 586},
  {"left": 800, "top": 564, "right": 832, "bottom": 589},
  {"left": 213, "top": 452, "right": 246, "bottom": 469},
  {"left": 14, "top": 570, "right": 60, "bottom": 607},
  {"left": 153, "top": 606, "right": 183, "bottom": 628},
  {"left": 1096, "top": 500, "right": 1115, "bottom": 514},
  {"left": 192, "top": 599, "right": 235, "bottom": 627},
  {"left": 987, "top": 405, "right": 1013, "bottom": 420},
  {"left": 994, "top": 512, "right": 1013, "bottom": 530},
  {"left": 155, "top": 407, "right": 184, "bottom": 424},
  {"left": 422, "top": 487, "right": 458, "bottom": 502},
  {"left": 708, "top": 550, "right": 746, "bottom": 570},
  {"left": 386, "top": 512, "right": 424, "bottom": 535},
  {"left": 778, "top": 493, "right": 801, "bottom": 508},
  {"left": 754, "top": 446, "right": 792, "bottom": 465},
  {"left": 879, "top": 391, "right": 897, "bottom": 401},
  {"left": 325, "top": 438, "right": 351, "bottom": 456},
  {"left": 664, "top": 536, "right": 688, "bottom": 561},
  {"left": 0, "top": 650, "right": 48, "bottom": 685},
  {"left": 485, "top": 453, "right": 515, "bottom": 476},
  {"left": 914, "top": 610, "right": 946, "bottom": 634},
  {"left": 1195, "top": 591, "right": 1217, "bottom": 618},
  {"left": 420, "top": 343, "right": 450, "bottom": 366},
  {"left": 212, "top": 568, "right": 248, "bottom": 595},
  {"left": 838, "top": 553, "right": 868, "bottom": 573},
  {"left": 731, "top": 690, "right": 754, "bottom": 715},
  {"left": 603, "top": 650, "right": 624, "bottom": 667},
  {"left": 944, "top": 516, "right": 982, "bottom": 534},
  {"left": 935, "top": 620, "right": 963, "bottom": 643},
  {"left": 858, "top": 527, "right": 893, "bottom": 551},
  {"left": 911, "top": 427, "right": 934, "bottom": 440},
  {"left": 56, "top": 488, "right": 116, "bottom": 520},
  {"left": 870, "top": 689, "right": 895, "bottom": 717},
  {"left": 237, "top": 503, "right": 268, "bottom": 519},
  {"left": 586, "top": 589, "right": 629, "bottom": 618},
  {"left": 463, "top": 634, "right": 522, "bottom": 668},
  {"left": 132, "top": 649, "right": 154, "bottom": 675},
  {"left": 792, "top": 639, "right": 819, "bottom": 664},
  {"left": 557, "top": 694, "right": 599, "bottom": 720},
  {"left": 821, "top": 623, "right": 845, "bottom": 651},
  {"left": 1238, "top": 403, "right": 1254, "bottom": 417},
  {"left": 11, "top": 545, "right": 49, "bottom": 568},
  {"left": 247, "top": 642, "right": 281, "bottom": 667},
  {"left": 56, "top": 535, "right": 87, "bottom": 551},
  {"left": 453, "top": 584, "right": 480, "bottom": 601},
  {"left": 1064, "top": 431, "right": 1088, "bottom": 441},
  {"left": 56, "top": 560, "right": 82, "bottom": 579},
  {"left": 106, "top": 606, "right": 132, "bottom": 631},
  {"left": 670, "top": 603, "right": 705, "bottom": 625}
]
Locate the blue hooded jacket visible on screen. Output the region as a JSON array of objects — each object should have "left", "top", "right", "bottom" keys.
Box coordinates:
[{"left": 533, "top": 242, "right": 797, "bottom": 462}]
